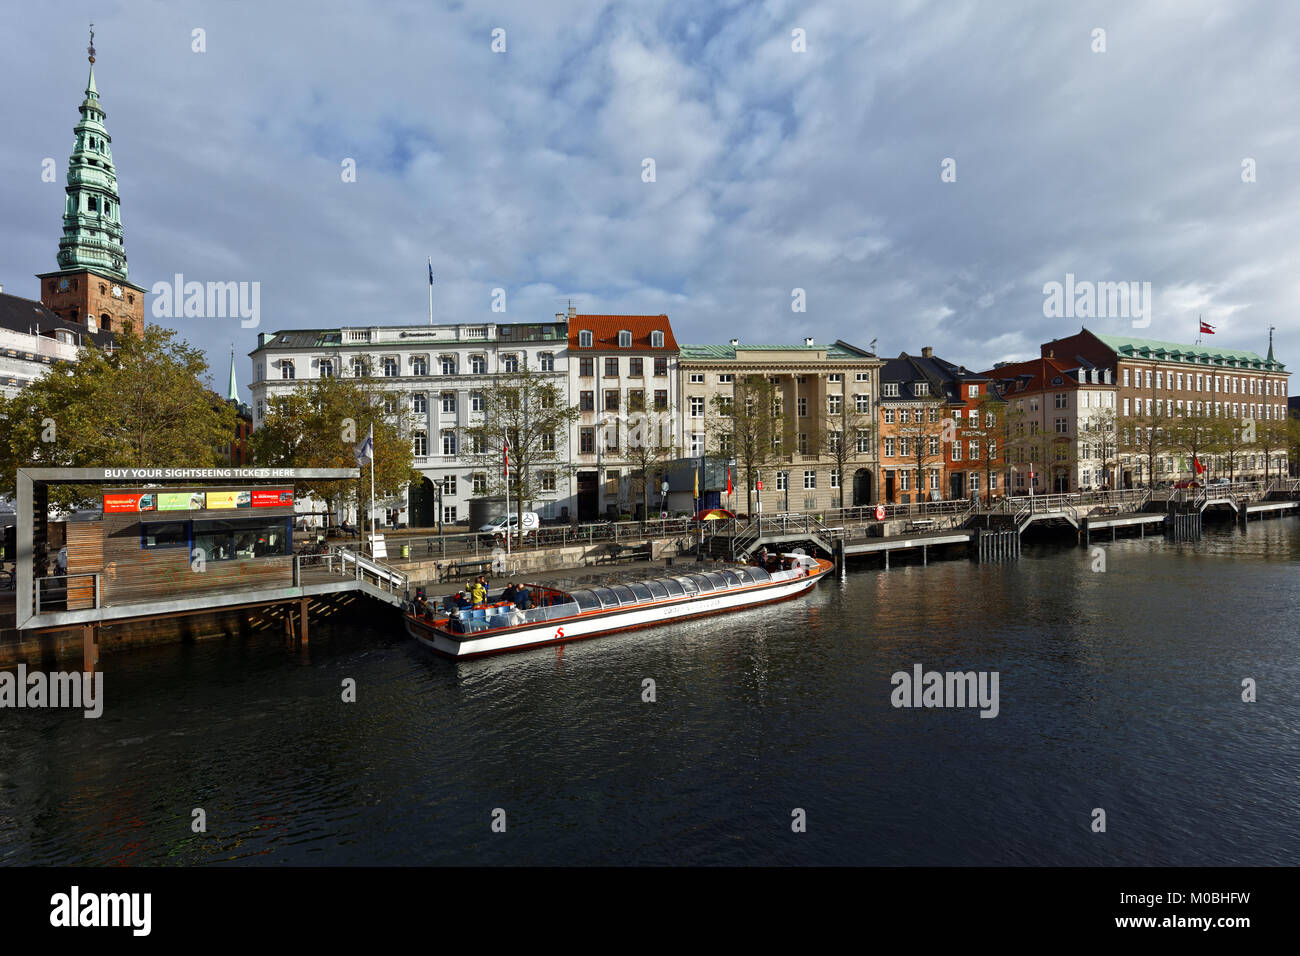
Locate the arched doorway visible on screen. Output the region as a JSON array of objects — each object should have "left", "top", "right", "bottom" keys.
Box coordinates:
[
  {"left": 852, "top": 468, "right": 873, "bottom": 506},
  {"left": 408, "top": 476, "right": 439, "bottom": 528}
]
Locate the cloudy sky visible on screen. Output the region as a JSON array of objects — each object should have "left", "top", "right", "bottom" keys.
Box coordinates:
[{"left": 3, "top": 0, "right": 1297, "bottom": 397}]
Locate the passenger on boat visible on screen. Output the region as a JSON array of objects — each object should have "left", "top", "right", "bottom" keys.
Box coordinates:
[
  {"left": 413, "top": 591, "right": 430, "bottom": 618},
  {"left": 515, "top": 588, "right": 532, "bottom": 611},
  {"left": 501, "top": 582, "right": 518, "bottom": 605},
  {"left": 470, "top": 579, "right": 488, "bottom": 605},
  {"left": 453, "top": 590, "right": 472, "bottom": 610}
]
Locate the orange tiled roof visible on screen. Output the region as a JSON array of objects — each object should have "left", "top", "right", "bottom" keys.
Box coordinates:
[
  {"left": 979, "top": 356, "right": 1085, "bottom": 392},
  {"left": 568, "top": 314, "right": 677, "bottom": 351}
]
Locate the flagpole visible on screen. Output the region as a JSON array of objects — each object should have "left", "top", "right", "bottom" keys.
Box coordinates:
[
  {"left": 504, "top": 437, "right": 511, "bottom": 557},
  {"left": 428, "top": 258, "right": 434, "bottom": 327}
]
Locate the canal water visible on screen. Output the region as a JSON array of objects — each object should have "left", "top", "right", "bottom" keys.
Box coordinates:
[{"left": 2, "top": 518, "right": 1297, "bottom": 866}]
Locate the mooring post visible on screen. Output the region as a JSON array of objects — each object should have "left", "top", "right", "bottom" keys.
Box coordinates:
[
  {"left": 82, "top": 623, "right": 97, "bottom": 675},
  {"left": 922, "top": 544, "right": 928, "bottom": 566},
  {"left": 300, "top": 596, "right": 310, "bottom": 644}
]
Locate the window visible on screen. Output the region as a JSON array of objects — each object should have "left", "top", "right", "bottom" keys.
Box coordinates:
[
  {"left": 828, "top": 373, "right": 843, "bottom": 383},
  {"left": 470, "top": 355, "right": 486, "bottom": 374},
  {"left": 541, "top": 431, "right": 557, "bottom": 452},
  {"left": 503, "top": 354, "right": 519, "bottom": 373},
  {"left": 968, "top": 385, "right": 978, "bottom": 397},
  {"left": 383, "top": 357, "right": 399, "bottom": 377},
  {"left": 690, "top": 397, "right": 704, "bottom": 417},
  {"left": 1122, "top": 398, "right": 1130, "bottom": 416},
  {"left": 654, "top": 390, "right": 668, "bottom": 411},
  {"left": 413, "top": 432, "right": 428, "bottom": 457},
  {"left": 472, "top": 473, "right": 487, "bottom": 494},
  {"left": 986, "top": 412, "right": 995, "bottom": 427},
  {"left": 718, "top": 374, "right": 734, "bottom": 384},
  {"left": 320, "top": 359, "right": 334, "bottom": 378},
  {"left": 804, "top": 470, "right": 816, "bottom": 489},
  {"left": 828, "top": 394, "right": 843, "bottom": 414},
  {"left": 689, "top": 432, "right": 704, "bottom": 456},
  {"left": 771, "top": 433, "right": 781, "bottom": 453},
  {"left": 441, "top": 355, "right": 455, "bottom": 375},
  {"left": 798, "top": 397, "right": 808, "bottom": 417},
  {"left": 899, "top": 470, "right": 911, "bottom": 491},
  {"left": 605, "top": 426, "right": 619, "bottom": 452},
  {"left": 441, "top": 392, "right": 456, "bottom": 413},
  {"left": 604, "top": 390, "right": 620, "bottom": 411},
  {"left": 471, "top": 434, "right": 487, "bottom": 454},
  {"left": 412, "top": 357, "right": 427, "bottom": 376},
  {"left": 650, "top": 330, "right": 664, "bottom": 348},
  {"left": 915, "top": 382, "right": 930, "bottom": 396},
  {"left": 884, "top": 409, "right": 895, "bottom": 424},
  {"left": 775, "top": 471, "right": 787, "bottom": 491},
  {"left": 930, "top": 468, "right": 941, "bottom": 491},
  {"left": 412, "top": 393, "right": 427, "bottom": 414},
  {"left": 629, "top": 357, "right": 643, "bottom": 376},
  {"left": 856, "top": 372, "right": 871, "bottom": 383},
  {"left": 899, "top": 437, "right": 909, "bottom": 456},
  {"left": 579, "top": 330, "right": 593, "bottom": 347},
  {"left": 1123, "top": 369, "right": 1130, "bottom": 387},
  {"left": 141, "top": 521, "right": 189, "bottom": 551},
  {"left": 1055, "top": 417, "right": 1067, "bottom": 434},
  {"left": 654, "top": 357, "right": 668, "bottom": 376},
  {"left": 718, "top": 434, "right": 733, "bottom": 454},
  {"left": 1055, "top": 393, "right": 1067, "bottom": 408},
  {"left": 855, "top": 394, "right": 870, "bottom": 413},
  {"left": 970, "top": 439, "right": 980, "bottom": 459},
  {"left": 830, "top": 468, "right": 840, "bottom": 489},
  {"left": 192, "top": 518, "right": 290, "bottom": 562},
  {"left": 539, "top": 352, "right": 555, "bottom": 372},
  {"left": 540, "top": 471, "right": 556, "bottom": 492},
  {"left": 469, "top": 391, "right": 484, "bottom": 412},
  {"left": 281, "top": 361, "right": 295, "bottom": 380},
  {"left": 689, "top": 373, "right": 705, "bottom": 384},
  {"left": 580, "top": 428, "right": 595, "bottom": 454},
  {"left": 579, "top": 357, "right": 594, "bottom": 377},
  {"left": 856, "top": 429, "right": 871, "bottom": 453},
  {"left": 441, "top": 430, "right": 456, "bottom": 456},
  {"left": 883, "top": 383, "right": 899, "bottom": 397},
  {"left": 884, "top": 438, "right": 895, "bottom": 457},
  {"left": 952, "top": 440, "right": 962, "bottom": 461},
  {"left": 580, "top": 391, "right": 595, "bottom": 411},
  {"left": 628, "top": 389, "right": 645, "bottom": 412},
  {"left": 798, "top": 433, "right": 808, "bottom": 455},
  {"left": 618, "top": 330, "right": 632, "bottom": 348},
  {"left": 383, "top": 395, "right": 399, "bottom": 414},
  {"left": 929, "top": 436, "right": 940, "bottom": 455}
]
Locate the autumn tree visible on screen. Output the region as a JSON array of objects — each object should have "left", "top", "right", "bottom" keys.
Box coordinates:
[
  {"left": 251, "top": 368, "right": 417, "bottom": 527},
  {"left": 622, "top": 397, "right": 678, "bottom": 519},
  {"left": 0, "top": 327, "right": 237, "bottom": 510},
  {"left": 460, "top": 366, "right": 579, "bottom": 536}
]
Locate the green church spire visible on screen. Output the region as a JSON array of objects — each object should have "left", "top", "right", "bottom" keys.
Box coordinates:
[
  {"left": 228, "top": 346, "right": 239, "bottom": 402},
  {"left": 55, "top": 25, "right": 130, "bottom": 282}
]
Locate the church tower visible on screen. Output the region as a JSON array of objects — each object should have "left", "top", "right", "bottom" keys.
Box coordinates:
[{"left": 37, "top": 28, "right": 146, "bottom": 335}]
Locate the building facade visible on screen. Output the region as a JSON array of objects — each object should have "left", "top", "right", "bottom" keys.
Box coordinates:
[
  {"left": 0, "top": 289, "right": 114, "bottom": 399},
  {"left": 878, "top": 350, "right": 1003, "bottom": 503},
  {"left": 567, "top": 313, "right": 680, "bottom": 520},
  {"left": 248, "top": 318, "right": 569, "bottom": 526},
  {"left": 1040, "top": 329, "right": 1290, "bottom": 483},
  {"left": 983, "top": 357, "right": 1118, "bottom": 493},
  {"left": 678, "top": 339, "right": 880, "bottom": 512}
]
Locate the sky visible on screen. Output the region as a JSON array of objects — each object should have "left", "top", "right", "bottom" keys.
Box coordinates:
[{"left": 3, "top": 0, "right": 1298, "bottom": 400}]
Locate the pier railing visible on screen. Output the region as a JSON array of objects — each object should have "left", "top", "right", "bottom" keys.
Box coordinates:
[
  {"left": 300, "top": 549, "right": 409, "bottom": 603},
  {"left": 33, "top": 572, "right": 102, "bottom": 615}
]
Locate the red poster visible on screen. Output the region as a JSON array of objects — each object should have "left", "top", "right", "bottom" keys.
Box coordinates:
[
  {"left": 103, "top": 493, "right": 156, "bottom": 513},
  {"left": 251, "top": 489, "right": 294, "bottom": 508}
]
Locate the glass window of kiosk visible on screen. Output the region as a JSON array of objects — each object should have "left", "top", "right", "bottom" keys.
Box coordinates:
[
  {"left": 141, "top": 521, "right": 189, "bottom": 550},
  {"left": 193, "top": 517, "right": 291, "bottom": 562}
]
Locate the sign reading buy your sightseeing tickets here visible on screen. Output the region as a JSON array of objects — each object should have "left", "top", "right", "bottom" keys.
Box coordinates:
[{"left": 103, "top": 489, "right": 293, "bottom": 512}]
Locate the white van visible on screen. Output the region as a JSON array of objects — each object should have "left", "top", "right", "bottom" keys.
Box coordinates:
[{"left": 479, "top": 512, "right": 540, "bottom": 542}]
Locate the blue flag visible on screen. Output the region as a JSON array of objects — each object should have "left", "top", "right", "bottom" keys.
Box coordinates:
[
  {"left": 428, "top": 260, "right": 434, "bottom": 286},
  {"left": 354, "top": 424, "right": 374, "bottom": 466}
]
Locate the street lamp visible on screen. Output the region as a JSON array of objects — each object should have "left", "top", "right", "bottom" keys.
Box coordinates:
[{"left": 434, "top": 478, "right": 444, "bottom": 542}]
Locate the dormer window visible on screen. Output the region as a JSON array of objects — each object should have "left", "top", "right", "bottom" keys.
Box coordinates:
[
  {"left": 579, "top": 330, "right": 593, "bottom": 348},
  {"left": 650, "top": 330, "right": 664, "bottom": 348},
  {"left": 618, "top": 330, "right": 632, "bottom": 348},
  {"left": 914, "top": 382, "right": 929, "bottom": 396}
]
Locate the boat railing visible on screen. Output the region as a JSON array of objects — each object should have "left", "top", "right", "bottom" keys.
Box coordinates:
[{"left": 449, "top": 598, "right": 581, "bottom": 633}]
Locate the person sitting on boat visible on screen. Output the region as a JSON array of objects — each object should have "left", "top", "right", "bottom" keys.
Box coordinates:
[
  {"left": 470, "top": 579, "right": 488, "bottom": 605},
  {"left": 514, "top": 587, "right": 532, "bottom": 611},
  {"left": 453, "top": 590, "right": 472, "bottom": 610},
  {"left": 754, "top": 547, "right": 769, "bottom": 568},
  {"left": 413, "top": 591, "right": 430, "bottom": 618}
]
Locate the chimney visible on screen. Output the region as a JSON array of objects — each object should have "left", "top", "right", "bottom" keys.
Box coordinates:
[
  {"left": 921, "top": 346, "right": 933, "bottom": 358},
  {"left": 730, "top": 338, "right": 738, "bottom": 347},
  {"left": 804, "top": 336, "right": 814, "bottom": 346},
  {"left": 555, "top": 313, "right": 564, "bottom": 322},
  {"left": 567, "top": 305, "right": 577, "bottom": 319},
  {"left": 1048, "top": 348, "right": 1055, "bottom": 358}
]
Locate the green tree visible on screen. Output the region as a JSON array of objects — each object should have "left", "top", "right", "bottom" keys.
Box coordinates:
[
  {"left": 251, "top": 370, "right": 416, "bottom": 526},
  {"left": 460, "top": 367, "right": 578, "bottom": 536},
  {"left": 0, "top": 327, "right": 237, "bottom": 509}
]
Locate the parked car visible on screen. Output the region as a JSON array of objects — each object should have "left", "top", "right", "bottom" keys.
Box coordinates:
[
  {"left": 478, "top": 512, "right": 540, "bottom": 543},
  {"left": 1207, "top": 477, "right": 1231, "bottom": 486},
  {"left": 1173, "top": 479, "right": 1202, "bottom": 489}
]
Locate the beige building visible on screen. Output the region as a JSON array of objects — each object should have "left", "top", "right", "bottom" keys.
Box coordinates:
[{"left": 678, "top": 339, "right": 881, "bottom": 512}]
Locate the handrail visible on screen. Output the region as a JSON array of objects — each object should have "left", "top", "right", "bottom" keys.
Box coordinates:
[{"left": 33, "top": 572, "right": 101, "bottom": 614}]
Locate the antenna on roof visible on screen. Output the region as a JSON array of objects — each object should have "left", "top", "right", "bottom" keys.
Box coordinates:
[{"left": 869, "top": 338, "right": 877, "bottom": 354}]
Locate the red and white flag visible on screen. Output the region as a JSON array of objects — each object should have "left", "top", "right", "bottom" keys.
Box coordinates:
[
  {"left": 503, "top": 435, "right": 511, "bottom": 478},
  {"left": 1193, "top": 455, "right": 1205, "bottom": 475},
  {"left": 1200, "top": 320, "right": 1215, "bottom": 334},
  {"left": 726, "top": 467, "right": 732, "bottom": 496}
]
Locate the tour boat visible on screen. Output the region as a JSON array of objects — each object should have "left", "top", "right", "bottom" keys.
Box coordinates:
[{"left": 406, "top": 551, "right": 834, "bottom": 659}]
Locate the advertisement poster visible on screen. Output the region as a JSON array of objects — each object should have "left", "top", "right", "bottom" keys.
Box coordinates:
[
  {"left": 251, "top": 489, "right": 294, "bottom": 508},
  {"left": 157, "top": 492, "right": 206, "bottom": 511},
  {"left": 103, "top": 493, "right": 156, "bottom": 513},
  {"left": 205, "top": 491, "right": 252, "bottom": 509}
]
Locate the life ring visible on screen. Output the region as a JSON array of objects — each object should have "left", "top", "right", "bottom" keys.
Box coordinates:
[{"left": 874, "top": 505, "right": 885, "bottom": 520}]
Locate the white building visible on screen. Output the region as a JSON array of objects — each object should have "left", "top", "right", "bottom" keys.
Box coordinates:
[
  {"left": 0, "top": 288, "right": 113, "bottom": 399},
  {"left": 248, "top": 318, "right": 570, "bottom": 527}
]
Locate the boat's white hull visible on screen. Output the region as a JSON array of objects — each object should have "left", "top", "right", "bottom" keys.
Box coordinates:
[{"left": 407, "top": 560, "right": 830, "bottom": 658}]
